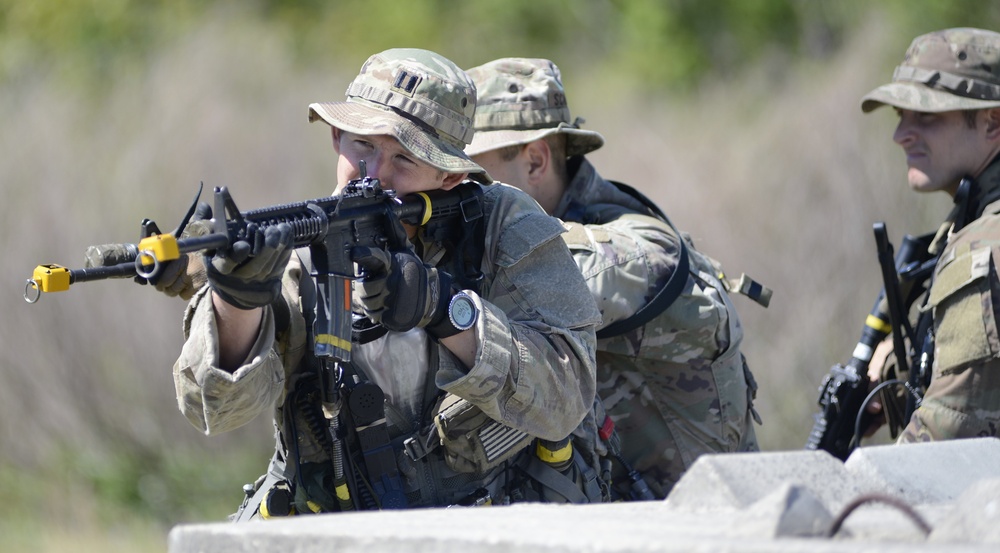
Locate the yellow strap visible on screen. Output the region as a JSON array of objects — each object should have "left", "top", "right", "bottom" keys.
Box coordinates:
[
  {"left": 535, "top": 440, "right": 572, "bottom": 464},
  {"left": 866, "top": 314, "right": 892, "bottom": 335},
  {"left": 415, "top": 192, "right": 432, "bottom": 226},
  {"left": 315, "top": 333, "right": 352, "bottom": 352}
]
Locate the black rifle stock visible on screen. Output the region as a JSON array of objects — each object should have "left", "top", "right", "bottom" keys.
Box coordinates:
[
  {"left": 26, "top": 170, "right": 484, "bottom": 364},
  {"left": 805, "top": 225, "right": 935, "bottom": 460}
]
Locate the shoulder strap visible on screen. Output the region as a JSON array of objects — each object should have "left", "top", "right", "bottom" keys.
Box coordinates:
[
  {"left": 595, "top": 181, "right": 690, "bottom": 339},
  {"left": 517, "top": 446, "right": 604, "bottom": 504},
  {"left": 607, "top": 180, "right": 675, "bottom": 227}
]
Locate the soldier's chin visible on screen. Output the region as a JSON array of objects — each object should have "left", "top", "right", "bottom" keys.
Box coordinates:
[{"left": 905, "top": 169, "right": 937, "bottom": 193}]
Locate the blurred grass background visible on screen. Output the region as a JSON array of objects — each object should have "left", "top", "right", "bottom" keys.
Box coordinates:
[{"left": 3, "top": 1, "right": 999, "bottom": 551}]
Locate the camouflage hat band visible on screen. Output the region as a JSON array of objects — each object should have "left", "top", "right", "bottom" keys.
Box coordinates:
[
  {"left": 346, "top": 81, "right": 472, "bottom": 148},
  {"left": 893, "top": 65, "right": 1000, "bottom": 102},
  {"left": 860, "top": 81, "right": 1000, "bottom": 113},
  {"left": 465, "top": 121, "right": 605, "bottom": 158},
  {"left": 474, "top": 103, "right": 572, "bottom": 132}
]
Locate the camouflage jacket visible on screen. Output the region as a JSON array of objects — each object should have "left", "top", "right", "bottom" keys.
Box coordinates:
[
  {"left": 900, "top": 158, "right": 1000, "bottom": 442},
  {"left": 553, "top": 157, "right": 759, "bottom": 499},
  {"left": 172, "top": 182, "right": 601, "bottom": 509}
]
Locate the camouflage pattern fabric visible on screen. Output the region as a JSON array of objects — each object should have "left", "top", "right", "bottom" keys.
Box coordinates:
[
  {"left": 862, "top": 28, "right": 1000, "bottom": 113},
  {"left": 556, "top": 158, "right": 760, "bottom": 499},
  {"left": 308, "top": 48, "right": 491, "bottom": 183},
  {"left": 465, "top": 57, "right": 605, "bottom": 157},
  {"left": 173, "top": 48, "right": 602, "bottom": 513},
  {"left": 173, "top": 181, "right": 603, "bottom": 509},
  {"left": 899, "top": 158, "right": 1000, "bottom": 442},
  {"left": 464, "top": 57, "right": 760, "bottom": 499}
]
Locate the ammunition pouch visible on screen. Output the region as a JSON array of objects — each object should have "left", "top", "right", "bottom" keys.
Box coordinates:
[{"left": 426, "top": 394, "right": 533, "bottom": 474}]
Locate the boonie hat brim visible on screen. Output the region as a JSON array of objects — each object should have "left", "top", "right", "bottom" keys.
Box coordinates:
[
  {"left": 861, "top": 82, "right": 1000, "bottom": 113},
  {"left": 309, "top": 100, "right": 492, "bottom": 184},
  {"left": 466, "top": 126, "right": 605, "bottom": 158}
]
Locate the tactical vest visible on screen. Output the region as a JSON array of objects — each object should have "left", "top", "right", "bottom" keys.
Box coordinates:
[
  {"left": 879, "top": 175, "right": 1000, "bottom": 436},
  {"left": 232, "top": 184, "right": 608, "bottom": 520}
]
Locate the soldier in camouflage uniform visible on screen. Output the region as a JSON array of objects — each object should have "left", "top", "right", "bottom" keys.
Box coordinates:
[
  {"left": 862, "top": 28, "right": 1000, "bottom": 442},
  {"left": 172, "top": 49, "right": 604, "bottom": 518},
  {"left": 465, "top": 58, "right": 763, "bottom": 499}
]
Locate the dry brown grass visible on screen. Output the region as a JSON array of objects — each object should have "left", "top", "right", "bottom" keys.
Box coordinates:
[{"left": 0, "top": 11, "right": 956, "bottom": 551}]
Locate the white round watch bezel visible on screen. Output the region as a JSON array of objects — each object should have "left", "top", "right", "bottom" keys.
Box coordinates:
[{"left": 448, "top": 291, "right": 478, "bottom": 331}]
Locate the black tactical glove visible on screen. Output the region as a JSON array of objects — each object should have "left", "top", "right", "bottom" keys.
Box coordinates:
[
  {"left": 205, "top": 222, "right": 294, "bottom": 310},
  {"left": 351, "top": 246, "right": 454, "bottom": 335}
]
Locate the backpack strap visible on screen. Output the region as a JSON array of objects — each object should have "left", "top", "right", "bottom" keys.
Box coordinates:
[
  {"left": 595, "top": 181, "right": 691, "bottom": 339},
  {"left": 596, "top": 244, "right": 689, "bottom": 339},
  {"left": 606, "top": 180, "right": 772, "bottom": 315}
]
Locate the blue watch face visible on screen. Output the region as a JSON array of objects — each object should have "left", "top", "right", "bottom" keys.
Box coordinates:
[{"left": 450, "top": 294, "right": 477, "bottom": 330}]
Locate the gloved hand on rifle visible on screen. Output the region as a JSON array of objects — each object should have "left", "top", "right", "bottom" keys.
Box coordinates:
[
  {"left": 150, "top": 202, "right": 214, "bottom": 300},
  {"left": 351, "top": 245, "right": 457, "bottom": 338},
  {"left": 83, "top": 202, "right": 214, "bottom": 301},
  {"left": 205, "top": 222, "right": 294, "bottom": 310}
]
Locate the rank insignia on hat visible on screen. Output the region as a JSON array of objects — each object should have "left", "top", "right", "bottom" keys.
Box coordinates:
[{"left": 392, "top": 71, "right": 421, "bottom": 96}]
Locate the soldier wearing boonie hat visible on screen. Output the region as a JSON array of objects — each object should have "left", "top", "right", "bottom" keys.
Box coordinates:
[
  {"left": 861, "top": 28, "right": 1000, "bottom": 114},
  {"left": 859, "top": 29, "right": 1000, "bottom": 445},
  {"left": 465, "top": 58, "right": 604, "bottom": 158},
  {"left": 171, "top": 48, "right": 605, "bottom": 519},
  {"left": 308, "top": 48, "right": 491, "bottom": 184},
  {"left": 466, "top": 58, "right": 765, "bottom": 500}
]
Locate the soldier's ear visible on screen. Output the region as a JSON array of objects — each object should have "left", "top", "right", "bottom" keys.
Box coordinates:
[
  {"left": 524, "top": 139, "right": 551, "bottom": 183},
  {"left": 440, "top": 172, "right": 469, "bottom": 190},
  {"left": 984, "top": 108, "right": 1000, "bottom": 139}
]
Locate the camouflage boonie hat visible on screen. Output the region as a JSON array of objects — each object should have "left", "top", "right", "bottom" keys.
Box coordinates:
[
  {"left": 862, "top": 28, "right": 1000, "bottom": 113},
  {"left": 465, "top": 58, "right": 605, "bottom": 157},
  {"left": 308, "top": 48, "right": 491, "bottom": 184}
]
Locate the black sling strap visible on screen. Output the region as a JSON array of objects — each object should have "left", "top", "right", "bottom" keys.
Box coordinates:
[{"left": 595, "top": 181, "right": 690, "bottom": 340}]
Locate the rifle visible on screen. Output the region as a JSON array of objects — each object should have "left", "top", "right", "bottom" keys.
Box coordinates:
[
  {"left": 27, "top": 164, "right": 487, "bottom": 511},
  {"left": 24, "top": 162, "right": 485, "bottom": 364},
  {"left": 805, "top": 224, "right": 936, "bottom": 460}
]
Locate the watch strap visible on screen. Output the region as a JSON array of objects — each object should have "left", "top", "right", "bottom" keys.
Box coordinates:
[{"left": 426, "top": 276, "right": 461, "bottom": 340}]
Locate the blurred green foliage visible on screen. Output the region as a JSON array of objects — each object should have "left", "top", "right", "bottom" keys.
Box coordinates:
[
  {"left": 3, "top": 0, "right": 999, "bottom": 94},
  {"left": 0, "top": 442, "right": 265, "bottom": 552}
]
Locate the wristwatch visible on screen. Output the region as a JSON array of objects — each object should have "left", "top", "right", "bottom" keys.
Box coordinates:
[
  {"left": 427, "top": 289, "right": 479, "bottom": 339},
  {"left": 447, "top": 291, "right": 479, "bottom": 331}
]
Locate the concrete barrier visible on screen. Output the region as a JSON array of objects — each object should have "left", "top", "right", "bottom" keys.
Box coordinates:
[{"left": 168, "top": 437, "right": 1000, "bottom": 553}]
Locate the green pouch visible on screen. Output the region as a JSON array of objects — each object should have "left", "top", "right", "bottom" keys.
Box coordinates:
[
  {"left": 929, "top": 245, "right": 998, "bottom": 372},
  {"left": 433, "top": 394, "right": 533, "bottom": 474}
]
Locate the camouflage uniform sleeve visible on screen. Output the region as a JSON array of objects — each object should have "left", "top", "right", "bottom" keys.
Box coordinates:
[
  {"left": 172, "top": 254, "right": 308, "bottom": 435},
  {"left": 436, "top": 185, "right": 601, "bottom": 441},
  {"left": 900, "top": 238, "right": 1000, "bottom": 441},
  {"left": 562, "top": 210, "right": 682, "bottom": 328}
]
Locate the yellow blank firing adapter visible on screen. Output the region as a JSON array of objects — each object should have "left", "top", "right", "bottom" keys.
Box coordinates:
[
  {"left": 136, "top": 234, "right": 180, "bottom": 266},
  {"left": 31, "top": 264, "right": 70, "bottom": 293},
  {"left": 24, "top": 264, "right": 70, "bottom": 303}
]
